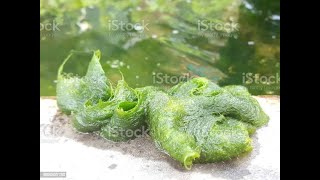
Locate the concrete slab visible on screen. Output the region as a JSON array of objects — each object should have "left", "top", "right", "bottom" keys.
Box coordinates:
[{"left": 40, "top": 96, "right": 280, "bottom": 180}]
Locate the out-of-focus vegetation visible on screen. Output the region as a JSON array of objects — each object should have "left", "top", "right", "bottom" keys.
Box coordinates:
[{"left": 40, "top": 0, "right": 280, "bottom": 95}]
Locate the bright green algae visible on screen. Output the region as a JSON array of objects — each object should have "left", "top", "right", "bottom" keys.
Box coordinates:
[
  {"left": 56, "top": 51, "right": 269, "bottom": 169},
  {"left": 56, "top": 50, "right": 112, "bottom": 114}
]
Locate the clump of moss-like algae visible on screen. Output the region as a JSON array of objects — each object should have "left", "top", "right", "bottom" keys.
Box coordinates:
[{"left": 56, "top": 50, "right": 269, "bottom": 169}]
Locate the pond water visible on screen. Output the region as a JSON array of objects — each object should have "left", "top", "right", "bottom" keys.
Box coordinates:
[{"left": 40, "top": 0, "right": 280, "bottom": 96}]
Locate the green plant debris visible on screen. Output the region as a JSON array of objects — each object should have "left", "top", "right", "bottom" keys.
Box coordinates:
[{"left": 56, "top": 50, "right": 269, "bottom": 169}]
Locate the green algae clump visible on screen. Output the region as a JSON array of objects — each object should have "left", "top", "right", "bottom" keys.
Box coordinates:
[{"left": 56, "top": 50, "right": 269, "bottom": 169}]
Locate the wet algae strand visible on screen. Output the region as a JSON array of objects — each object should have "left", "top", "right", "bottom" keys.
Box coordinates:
[{"left": 56, "top": 50, "right": 269, "bottom": 169}]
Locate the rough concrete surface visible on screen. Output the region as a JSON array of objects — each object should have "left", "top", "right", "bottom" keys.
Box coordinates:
[{"left": 40, "top": 96, "right": 280, "bottom": 180}]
